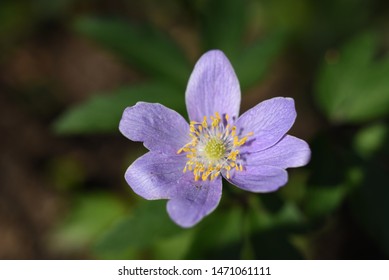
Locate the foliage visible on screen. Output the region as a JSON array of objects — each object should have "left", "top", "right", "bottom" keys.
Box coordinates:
[{"left": 35, "top": 0, "right": 389, "bottom": 259}]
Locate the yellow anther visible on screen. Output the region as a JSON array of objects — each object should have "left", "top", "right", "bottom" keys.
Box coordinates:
[
  {"left": 233, "top": 136, "right": 239, "bottom": 146},
  {"left": 202, "top": 116, "right": 207, "bottom": 127},
  {"left": 231, "top": 126, "right": 236, "bottom": 136},
  {"left": 177, "top": 112, "right": 253, "bottom": 182},
  {"left": 211, "top": 114, "right": 220, "bottom": 127},
  {"left": 236, "top": 137, "right": 248, "bottom": 146}
]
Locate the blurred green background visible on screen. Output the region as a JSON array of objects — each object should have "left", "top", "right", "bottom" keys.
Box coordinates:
[{"left": 0, "top": 0, "right": 389, "bottom": 259}]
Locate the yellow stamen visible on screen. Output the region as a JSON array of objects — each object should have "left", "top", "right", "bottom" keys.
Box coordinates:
[
  {"left": 177, "top": 112, "right": 253, "bottom": 182},
  {"left": 202, "top": 116, "right": 207, "bottom": 127}
]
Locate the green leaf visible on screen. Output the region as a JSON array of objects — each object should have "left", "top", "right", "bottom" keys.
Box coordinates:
[
  {"left": 303, "top": 185, "right": 347, "bottom": 219},
  {"left": 315, "top": 31, "right": 389, "bottom": 123},
  {"left": 153, "top": 230, "right": 195, "bottom": 259},
  {"left": 50, "top": 193, "right": 127, "bottom": 252},
  {"left": 74, "top": 17, "right": 191, "bottom": 86},
  {"left": 233, "top": 31, "right": 286, "bottom": 89},
  {"left": 186, "top": 206, "right": 244, "bottom": 259},
  {"left": 353, "top": 122, "right": 388, "bottom": 159},
  {"left": 93, "top": 201, "right": 183, "bottom": 259},
  {"left": 53, "top": 83, "right": 186, "bottom": 135},
  {"left": 200, "top": 0, "right": 247, "bottom": 60},
  {"left": 302, "top": 132, "right": 362, "bottom": 219}
]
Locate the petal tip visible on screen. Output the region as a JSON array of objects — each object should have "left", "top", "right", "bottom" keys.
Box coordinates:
[{"left": 201, "top": 49, "right": 227, "bottom": 59}]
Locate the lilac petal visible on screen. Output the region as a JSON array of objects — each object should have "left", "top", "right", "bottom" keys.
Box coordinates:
[
  {"left": 236, "top": 97, "right": 296, "bottom": 153},
  {"left": 226, "top": 165, "right": 288, "bottom": 193},
  {"left": 242, "top": 135, "right": 311, "bottom": 169},
  {"left": 119, "top": 102, "right": 190, "bottom": 155},
  {"left": 185, "top": 50, "right": 241, "bottom": 122},
  {"left": 125, "top": 152, "right": 187, "bottom": 200},
  {"left": 167, "top": 176, "right": 222, "bottom": 228}
]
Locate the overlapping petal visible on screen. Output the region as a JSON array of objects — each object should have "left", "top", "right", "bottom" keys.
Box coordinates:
[
  {"left": 167, "top": 176, "right": 222, "bottom": 228},
  {"left": 185, "top": 50, "right": 241, "bottom": 122},
  {"left": 242, "top": 135, "right": 311, "bottom": 169},
  {"left": 125, "top": 152, "right": 187, "bottom": 200},
  {"left": 120, "top": 50, "right": 311, "bottom": 228},
  {"left": 119, "top": 102, "right": 190, "bottom": 155},
  {"left": 236, "top": 97, "right": 296, "bottom": 153},
  {"left": 125, "top": 151, "right": 223, "bottom": 228},
  {"left": 226, "top": 166, "right": 288, "bottom": 193}
]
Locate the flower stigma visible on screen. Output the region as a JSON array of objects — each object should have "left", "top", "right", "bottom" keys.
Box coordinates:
[{"left": 177, "top": 112, "right": 253, "bottom": 181}]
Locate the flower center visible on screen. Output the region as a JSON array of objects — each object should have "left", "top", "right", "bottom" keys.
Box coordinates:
[
  {"left": 177, "top": 112, "right": 253, "bottom": 181},
  {"left": 204, "top": 138, "right": 226, "bottom": 160}
]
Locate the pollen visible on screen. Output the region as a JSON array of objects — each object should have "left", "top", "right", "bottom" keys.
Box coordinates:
[
  {"left": 177, "top": 112, "right": 253, "bottom": 181},
  {"left": 204, "top": 138, "right": 226, "bottom": 160}
]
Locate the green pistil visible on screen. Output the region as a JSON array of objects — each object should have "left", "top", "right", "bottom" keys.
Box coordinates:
[{"left": 204, "top": 138, "right": 226, "bottom": 160}]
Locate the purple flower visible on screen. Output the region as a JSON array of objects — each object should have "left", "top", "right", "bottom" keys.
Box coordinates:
[{"left": 119, "top": 50, "right": 311, "bottom": 228}]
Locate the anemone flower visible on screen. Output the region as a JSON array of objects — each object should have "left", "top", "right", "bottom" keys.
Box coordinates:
[{"left": 119, "top": 50, "right": 311, "bottom": 228}]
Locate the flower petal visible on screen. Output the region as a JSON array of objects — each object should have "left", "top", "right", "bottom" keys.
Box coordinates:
[
  {"left": 242, "top": 135, "right": 311, "bottom": 169},
  {"left": 167, "top": 177, "right": 222, "bottom": 228},
  {"left": 226, "top": 166, "right": 288, "bottom": 193},
  {"left": 119, "top": 102, "right": 190, "bottom": 154},
  {"left": 236, "top": 97, "right": 296, "bottom": 153},
  {"left": 125, "top": 152, "right": 187, "bottom": 200},
  {"left": 185, "top": 50, "right": 241, "bottom": 122}
]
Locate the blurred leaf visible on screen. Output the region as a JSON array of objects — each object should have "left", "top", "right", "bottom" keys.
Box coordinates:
[
  {"left": 0, "top": 2, "right": 33, "bottom": 50},
  {"left": 315, "top": 31, "right": 389, "bottom": 123},
  {"left": 247, "top": 197, "right": 305, "bottom": 259},
  {"left": 303, "top": 132, "right": 362, "bottom": 219},
  {"left": 260, "top": 0, "right": 311, "bottom": 34},
  {"left": 186, "top": 206, "right": 243, "bottom": 259},
  {"left": 233, "top": 31, "right": 286, "bottom": 89},
  {"left": 250, "top": 226, "right": 304, "bottom": 259},
  {"left": 303, "top": 184, "right": 347, "bottom": 218},
  {"left": 350, "top": 152, "right": 389, "bottom": 256},
  {"left": 200, "top": 0, "right": 246, "bottom": 59},
  {"left": 74, "top": 17, "right": 191, "bottom": 86},
  {"left": 279, "top": 170, "right": 308, "bottom": 204},
  {"left": 33, "top": 0, "right": 73, "bottom": 17},
  {"left": 248, "top": 195, "right": 305, "bottom": 232},
  {"left": 50, "top": 193, "right": 126, "bottom": 252},
  {"left": 304, "top": 165, "right": 363, "bottom": 219},
  {"left": 93, "top": 200, "right": 182, "bottom": 258},
  {"left": 353, "top": 122, "right": 388, "bottom": 159},
  {"left": 48, "top": 155, "right": 86, "bottom": 191},
  {"left": 53, "top": 82, "right": 186, "bottom": 135},
  {"left": 302, "top": 0, "right": 372, "bottom": 52},
  {"left": 308, "top": 131, "right": 354, "bottom": 187},
  {"left": 153, "top": 230, "right": 195, "bottom": 259}
]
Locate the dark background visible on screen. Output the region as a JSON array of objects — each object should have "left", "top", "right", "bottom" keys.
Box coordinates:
[{"left": 0, "top": 0, "right": 388, "bottom": 259}]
